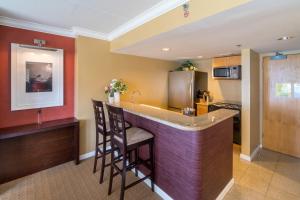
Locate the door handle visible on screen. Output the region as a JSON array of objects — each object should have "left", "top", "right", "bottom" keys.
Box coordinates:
[{"left": 227, "top": 68, "right": 231, "bottom": 77}]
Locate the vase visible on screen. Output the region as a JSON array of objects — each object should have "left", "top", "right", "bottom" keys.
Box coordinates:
[
  {"left": 114, "top": 92, "right": 120, "bottom": 103},
  {"left": 108, "top": 96, "right": 114, "bottom": 104}
]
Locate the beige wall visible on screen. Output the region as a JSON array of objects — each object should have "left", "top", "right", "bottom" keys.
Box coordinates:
[
  {"left": 75, "top": 36, "right": 175, "bottom": 154},
  {"left": 241, "top": 49, "right": 260, "bottom": 157},
  {"left": 111, "top": 0, "right": 251, "bottom": 51},
  {"left": 192, "top": 59, "right": 241, "bottom": 102},
  {"left": 250, "top": 51, "right": 260, "bottom": 153}
]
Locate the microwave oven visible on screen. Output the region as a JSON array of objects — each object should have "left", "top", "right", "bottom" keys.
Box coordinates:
[{"left": 212, "top": 65, "right": 241, "bottom": 79}]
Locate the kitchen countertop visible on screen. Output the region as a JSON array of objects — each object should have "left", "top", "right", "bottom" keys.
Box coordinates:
[
  {"left": 108, "top": 102, "right": 238, "bottom": 131},
  {"left": 196, "top": 100, "right": 242, "bottom": 106}
]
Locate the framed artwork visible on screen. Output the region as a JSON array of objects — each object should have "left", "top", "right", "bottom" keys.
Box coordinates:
[{"left": 11, "top": 43, "right": 64, "bottom": 111}]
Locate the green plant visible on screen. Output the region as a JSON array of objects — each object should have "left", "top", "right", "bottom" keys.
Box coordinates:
[
  {"left": 110, "top": 79, "right": 128, "bottom": 94},
  {"left": 182, "top": 60, "right": 193, "bottom": 68},
  {"left": 175, "top": 60, "right": 198, "bottom": 71}
]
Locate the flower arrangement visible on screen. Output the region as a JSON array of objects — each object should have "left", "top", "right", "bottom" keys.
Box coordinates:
[
  {"left": 110, "top": 79, "right": 127, "bottom": 94},
  {"left": 104, "top": 85, "right": 114, "bottom": 97},
  {"left": 104, "top": 79, "right": 128, "bottom": 103}
]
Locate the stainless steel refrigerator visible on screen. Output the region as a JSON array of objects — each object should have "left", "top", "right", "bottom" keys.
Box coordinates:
[{"left": 168, "top": 71, "right": 208, "bottom": 111}]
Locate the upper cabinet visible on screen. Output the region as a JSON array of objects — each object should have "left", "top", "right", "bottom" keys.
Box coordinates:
[{"left": 212, "top": 55, "right": 241, "bottom": 67}]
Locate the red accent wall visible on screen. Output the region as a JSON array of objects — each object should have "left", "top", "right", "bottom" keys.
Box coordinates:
[{"left": 0, "top": 25, "right": 75, "bottom": 128}]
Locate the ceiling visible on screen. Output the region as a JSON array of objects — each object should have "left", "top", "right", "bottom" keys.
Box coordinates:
[
  {"left": 0, "top": 0, "right": 187, "bottom": 39},
  {"left": 115, "top": 0, "right": 300, "bottom": 60}
]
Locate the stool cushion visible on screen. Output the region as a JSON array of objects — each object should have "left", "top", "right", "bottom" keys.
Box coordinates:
[{"left": 125, "top": 127, "right": 154, "bottom": 146}]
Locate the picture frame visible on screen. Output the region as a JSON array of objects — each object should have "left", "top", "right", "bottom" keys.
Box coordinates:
[{"left": 11, "top": 43, "right": 64, "bottom": 111}]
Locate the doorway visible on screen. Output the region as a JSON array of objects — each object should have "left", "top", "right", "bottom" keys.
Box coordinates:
[{"left": 263, "top": 54, "right": 300, "bottom": 158}]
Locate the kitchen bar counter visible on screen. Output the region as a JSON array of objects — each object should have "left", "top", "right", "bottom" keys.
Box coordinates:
[
  {"left": 110, "top": 102, "right": 238, "bottom": 131},
  {"left": 109, "top": 101, "right": 235, "bottom": 200}
]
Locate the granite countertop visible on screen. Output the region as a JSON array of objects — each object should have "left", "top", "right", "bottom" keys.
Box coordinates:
[
  {"left": 196, "top": 100, "right": 242, "bottom": 106},
  {"left": 108, "top": 102, "right": 238, "bottom": 131}
]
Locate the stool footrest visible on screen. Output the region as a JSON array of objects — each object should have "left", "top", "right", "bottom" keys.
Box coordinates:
[
  {"left": 113, "top": 164, "right": 122, "bottom": 174},
  {"left": 125, "top": 175, "right": 151, "bottom": 190}
]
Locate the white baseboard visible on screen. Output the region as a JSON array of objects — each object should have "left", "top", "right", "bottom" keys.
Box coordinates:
[
  {"left": 79, "top": 151, "right": 95, "bottom": 160},
  {"left": 216, "top": 178, "right": 235, "bottom": 200},
  {"left": 133, "top": 169, "right": 234, "bottom": 200},
  {"left": 79, "top": 146, "right": 113, "bottom": 161},
  {"left": 240, "top": 153, "right": 251, "bottom": 161},
  {"left": 240, "top": 144, "right": 261, "bottom": 162},
  {"left": 251, "top": 145, "right": 261, "bottom": 160},
  {"left": 132, "top": 169, "right": 173, "bottom": 200}
]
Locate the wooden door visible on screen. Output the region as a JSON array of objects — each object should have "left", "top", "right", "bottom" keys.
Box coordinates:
[{"left": 263, "top": 54, "right": 300, "bottom": 158}]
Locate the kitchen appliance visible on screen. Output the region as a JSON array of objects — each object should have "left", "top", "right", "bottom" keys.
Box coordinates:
[
  {"left": 168, "top": 71, "right": 208, "bottom": 112},
  {"left": 182, "top": 107, "right": 196, "bottom": 116},
  {"left": 208, "top": 102, "right": 241, "bottom": 144},
  {"left": 213, "top": 65, "right": 241, "bottom": 79}
]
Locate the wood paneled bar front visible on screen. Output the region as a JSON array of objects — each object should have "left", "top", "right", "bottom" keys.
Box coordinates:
[
  {"left": 109, "top": 102, "right": 238, "bottom": 200},
  {"left": 0, "top": 118, "right": 79, "bottom": 184}
]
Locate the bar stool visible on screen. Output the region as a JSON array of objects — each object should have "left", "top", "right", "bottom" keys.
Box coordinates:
[
  {"left": 92, "top": 100, "right": 131, "bottom": 184},
  {"left": 106, "top": 104, "right": 155, "bottom": 200}
]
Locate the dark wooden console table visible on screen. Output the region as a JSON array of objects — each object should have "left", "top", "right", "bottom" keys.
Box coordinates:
[{"left": 0, "top": 118, "right": 79, "bottom": 184}]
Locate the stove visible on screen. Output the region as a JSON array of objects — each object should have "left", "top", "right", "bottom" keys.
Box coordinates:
[
  {"left": 210, "top": 102, "right": 241, "bottom": 110},
  {"left": 208, "top": 102, "right": 241, "bottom": 145}
]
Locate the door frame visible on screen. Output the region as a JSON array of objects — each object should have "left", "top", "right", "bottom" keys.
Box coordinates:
[{"left": 259, "top": 50, "right": 300, "bottom": 148}]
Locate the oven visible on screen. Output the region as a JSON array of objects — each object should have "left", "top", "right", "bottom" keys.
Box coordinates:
[{"left": 208, "top": 103, "right": 241, "bottom": 145}]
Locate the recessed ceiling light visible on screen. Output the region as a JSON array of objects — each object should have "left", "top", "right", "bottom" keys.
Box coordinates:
[
  {"left": 278, "top": 36, "right": 294, "bottom": 41},
  {"left": 197, "top": 56, "right": 203, "bottom": 58},
  {"left": 162, "top": 48, "right": 170, "bottom": 51}
]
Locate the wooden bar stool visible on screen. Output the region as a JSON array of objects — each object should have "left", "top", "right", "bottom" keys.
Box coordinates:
[
  {"left": 106, "top": 104, "right": 155, "bottom": 200},
  {"left": 92, "top": 100, "right": 131, "bottom": 184}
]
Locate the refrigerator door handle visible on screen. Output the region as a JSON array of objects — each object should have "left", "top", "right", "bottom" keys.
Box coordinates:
[{"left": 189, "top": 81, "right": 192, "bottom": 107}]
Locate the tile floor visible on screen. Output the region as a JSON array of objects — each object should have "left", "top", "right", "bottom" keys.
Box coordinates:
[{"left": 225, "top": 145, "right": 300, "bottom": 200}]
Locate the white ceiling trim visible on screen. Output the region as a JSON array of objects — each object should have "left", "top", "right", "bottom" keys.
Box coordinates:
[
  {"left": 0, "top": 16, "right": 110, "bottom": 40},
  {"left": 108, "top": 0, "right": 189, "bottom": 40},
  {"left": 0, "top": 16, "right": 75, "bottom": 37},
  {"left": 0, "top": 0, "right": 189, "bottom": 40},
  {"left": 72, "top": 27, "right": 108, "bottom": 40}
]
